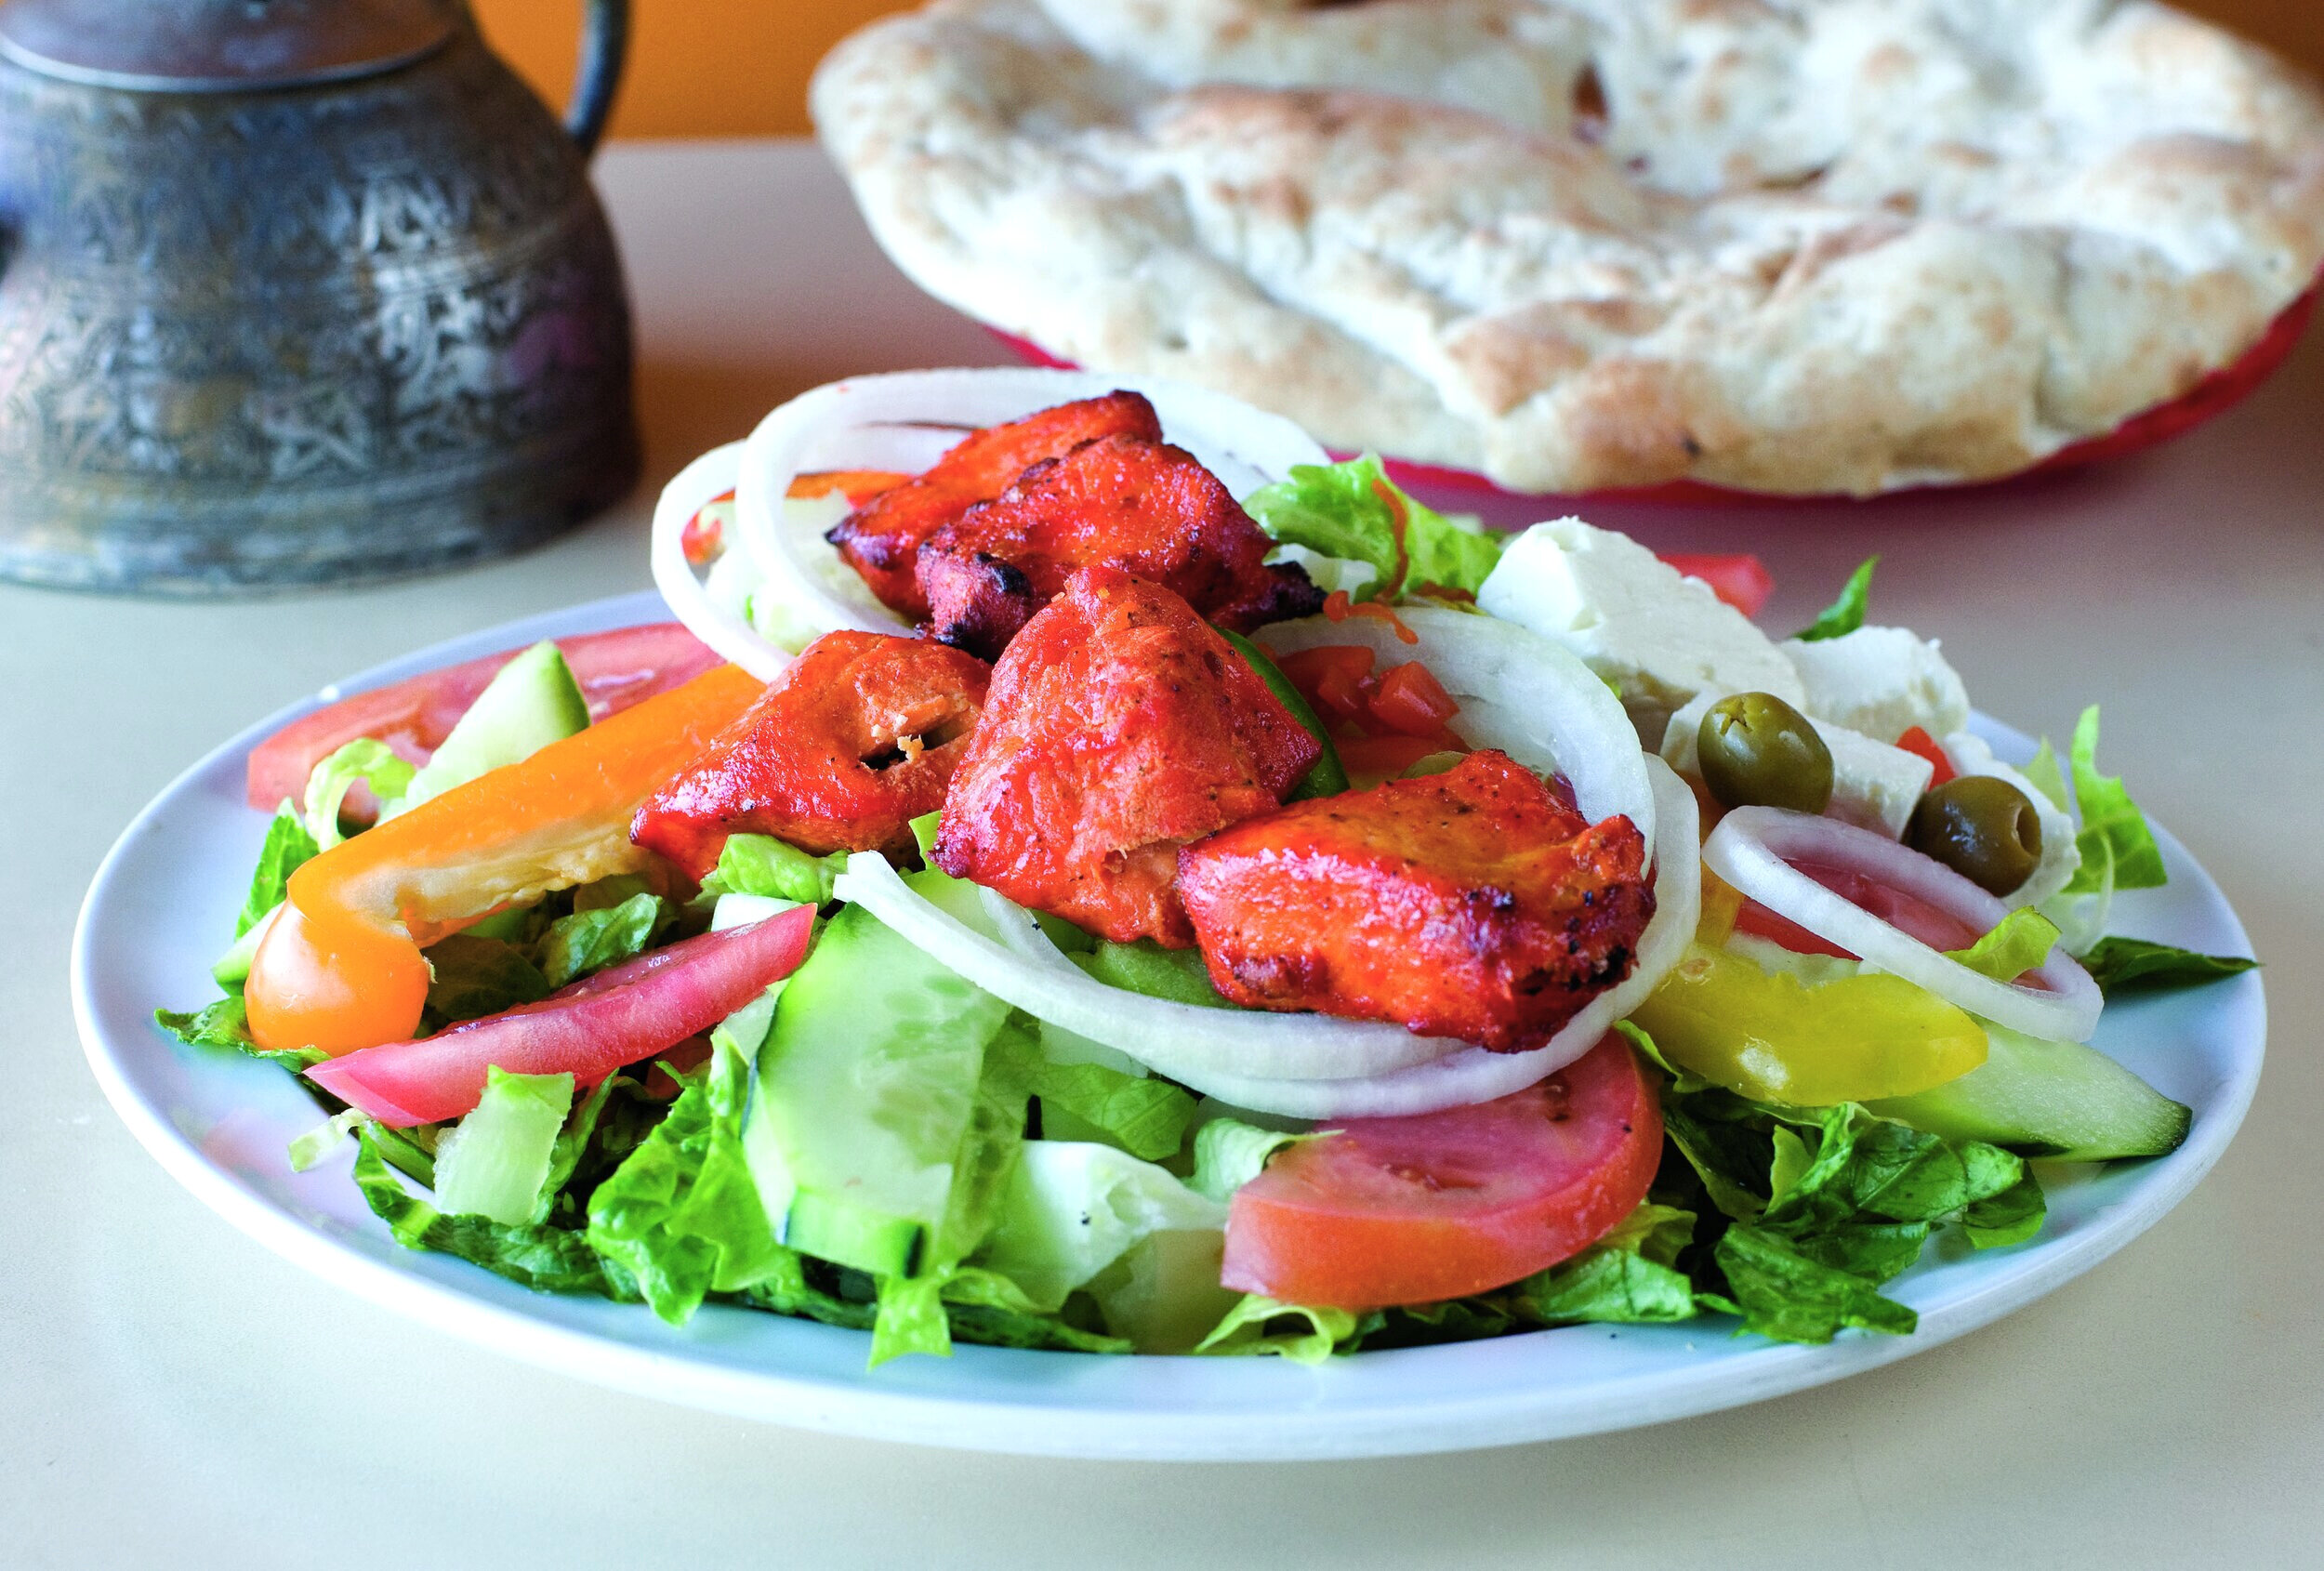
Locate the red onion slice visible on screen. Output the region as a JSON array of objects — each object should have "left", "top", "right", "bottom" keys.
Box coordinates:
[{"left": 1702, "top": 807, "right": 2101, "bottom": 1042}]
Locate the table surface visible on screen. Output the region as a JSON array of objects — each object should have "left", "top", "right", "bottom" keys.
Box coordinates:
[{"left": 7, "top": 141, "right": 2319, "bottom": 1570}]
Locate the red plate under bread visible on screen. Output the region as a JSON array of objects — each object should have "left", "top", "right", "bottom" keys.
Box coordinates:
[{"left": 987, "top": 277, "right": 2317, "bottom": 508}]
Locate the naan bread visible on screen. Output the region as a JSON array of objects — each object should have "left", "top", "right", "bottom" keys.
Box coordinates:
[{"left": 813, "top": 0, "right": 2324, "bottom": 495}]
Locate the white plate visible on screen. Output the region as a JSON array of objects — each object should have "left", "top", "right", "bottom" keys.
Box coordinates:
[{"left": 73, "top": 591, "right": 2266, "bottom": 1460}]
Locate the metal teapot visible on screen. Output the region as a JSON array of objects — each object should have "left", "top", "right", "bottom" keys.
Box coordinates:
[{"left": 0, "top": 0, "right": 639, "bottom": 594}]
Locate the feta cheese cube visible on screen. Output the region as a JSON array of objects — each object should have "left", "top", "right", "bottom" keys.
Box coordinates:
[
  {"left": 1479, "top": 519, "right": 1803, "bottom": 719},
  {"left": 1780, "top": 627, "right": 1969, "bottom": 744}
]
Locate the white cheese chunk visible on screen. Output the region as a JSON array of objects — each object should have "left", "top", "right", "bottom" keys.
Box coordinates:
[
  {"left": 1662, "top": 692, "right": 1933, "bottom": 838},
  {"left": 1780, "top": 626, "right": 1969, "bottom": 744},
  {"left": 1478, "top": 518, "right": 1803, "bottom": 717}
]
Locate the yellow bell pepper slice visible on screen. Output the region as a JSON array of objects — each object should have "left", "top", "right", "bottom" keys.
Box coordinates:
[{"left": 1629, "top": 943, "right": 1987, "bottom": 1106}]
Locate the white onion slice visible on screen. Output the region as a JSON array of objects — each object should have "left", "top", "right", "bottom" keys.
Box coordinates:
[
  {"left": 1178, "top": 757, "right": 1701, "bottom": 1119},
  {"left": 833, "top": 855, "right": 1454, "bottom": 1083},
  {"left": 726, "top": 367, "right": 1334, "bottom": 670},
  {"left": 1260, "top": 607, "right": 1655, "bottom": 861},
  {"left": 649, "top": 442, "right": 796, "bottom": 680},
  {"left": 1703, "top": 806, "right": 2102, "bottom": 1042},
  {"left": 1938, "top": 731, "right": 2080, "bottom": 907}
]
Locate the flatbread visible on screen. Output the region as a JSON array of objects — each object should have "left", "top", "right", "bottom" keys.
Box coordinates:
[{"left": 813, "top": 0, "right": 2324, "bottom": 495}]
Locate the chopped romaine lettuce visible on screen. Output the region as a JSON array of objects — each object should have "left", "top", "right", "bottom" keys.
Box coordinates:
[
  {"left": 971, "top": 1141, "right": 1225, "bottom": 1312},
  {"left": 1792, "top": 556, "right": 1879, "bottom": 641},
  {"left": 1947, "top": 908, "right": 2061, "bottom": 982},
  {"left": 422, "top": 934, "right": 552, "bottom": 1023},
  {"left": 238, "top": 806, "right": 318, "bottom": 937},
  {"left": 701, "top": 833, "right": 846, "bottom": 904},
  {"left": 538, "top": 891, "right": 672, "bottom": 989},
  {"left": 1243, "top": 455, "right": 1501, "bottom": 601},
  {"left": 434, "top": 1067, "right": 576, "bottom": 1225},
  {"left": 2079, "top": 936, "right": 2259, "bottom": 996},
  {"left": 2061, "top": 706, "right": 2168, "bottom": 894},
  {"left": 301, "top": 738, "right": 416, "bottom": 849}
]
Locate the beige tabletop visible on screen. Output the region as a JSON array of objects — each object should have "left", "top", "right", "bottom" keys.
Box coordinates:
[{"left": 6, "top": 141, "right": 2319, "bottom": 1568}]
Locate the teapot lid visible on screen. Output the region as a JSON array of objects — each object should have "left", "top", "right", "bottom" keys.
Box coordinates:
[{"left": 0, "top": 0, "right": 455, "bottom": 91}]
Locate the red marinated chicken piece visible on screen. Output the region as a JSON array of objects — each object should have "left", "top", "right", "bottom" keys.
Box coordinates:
[
  {"left": 825, "top": 392, "right": 1164, "bottom": 621},
  {"left": 934, "top": 566, "right": 1322, "bottom": 946},
  {"left": 631, "top": 630, "right": 988, "bottom": 877},
  {"left": 1177, "top": 750, "right": 1655, "bottom": 1051},
  {"left": 918, "top": 433, "right": 1324, "bottom": 660}
]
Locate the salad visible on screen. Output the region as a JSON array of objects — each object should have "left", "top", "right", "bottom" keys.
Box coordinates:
[{"left": 160, "top": 369, "right": 2258, "bottom": 1366}]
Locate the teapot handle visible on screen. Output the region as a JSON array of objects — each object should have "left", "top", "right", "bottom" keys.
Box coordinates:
[{"left": 564, "top": 0, "right": 630, "bottom": 158}]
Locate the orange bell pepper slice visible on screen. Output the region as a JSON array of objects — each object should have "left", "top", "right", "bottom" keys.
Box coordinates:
[{"left": 244, "top": 663, "right": 763, "bottom": 1057}]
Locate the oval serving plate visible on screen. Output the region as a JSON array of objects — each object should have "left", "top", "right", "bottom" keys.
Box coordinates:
[{"left": 73, "top": 590, "right": 2265, "bottom": 1461}]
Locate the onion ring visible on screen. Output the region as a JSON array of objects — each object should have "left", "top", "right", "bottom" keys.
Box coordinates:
[
  {"left": 1703, "top": 806, "right": 2101, "bottom": 1041},
  {"left": 833, "top": 855, "right": 1455, "bottom": 1083},
  {"left": 649, "top": 442, "right": 797, "bottom": 680},
  {"left": 726, "top": 367, "right": 1332, "bottom": 669},
  {"left": 1176, "top": 757, "right": 1700, "bottom": 1118}
]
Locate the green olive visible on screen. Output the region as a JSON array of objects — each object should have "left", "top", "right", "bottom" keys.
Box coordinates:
[
  {"left": 1906, "top": 775, "right": 2044, "bottom": 896},
  {"left": 1697, "top": 693, "right": 1834, "bottom": 813}
]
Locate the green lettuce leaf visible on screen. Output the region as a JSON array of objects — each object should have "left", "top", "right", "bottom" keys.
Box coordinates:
[
  {"left": 1195, "top": 1295, "right": 1375, "bottom": 1364},
  {"left": 971, "top": 1141, "right": 1225, "bottom": 1312},
  {"left": 1792, "top": 557, "right": 1878, "bottom": 642},
  {"left": 353, "top": 1129, "right": 637, "bottom": 1300},
  {"left": 433, "top": 1067, "right": 575, "bottom": 1226},
  {"left": 2080, "top": 936, "right": 2259, "bottom": 996},
  {"left": 1713, "top": 1223, "right": 1919, "bottom": 1341},
  {"left": 1243, "top": 455, "right": 1501, "bottom": 601},
  {"left": 538, "top": 891, "right": 672, "bottom": 989},
  {"left": 1072, "top": 940, "right": 1235, "bottom": 1009},
  {"left": 2062, "top": 706, "right": 2168, "bottom": 894},
  {"left": 1962, "top": 1168, "right": 2048, "bottom": 1249},
  {"left": 303, "top": 738, "right": 416, "bottom": 849},
  {"left": 1189, "top": 1117, "right": 1315, "bottom": 1202},
  {"left": 701, "top": 833, "right": 847, "bottom": 904},
  {"left": 1027, "top": 1059, "right": 1197, "bottom": 1161},
  {"left": 1946, "top": 908, "right": 2061, "bottom": 982},
  {"left": 153, "top": 997, "right": 327, "bottom": 1072},
  {"left": 422, "top": 934, "right": 552, "bottom": 1023},
  {"left": 585, "top": 992, "right": 788, "bottom": 1325},
  {"left": 237, "top": 805, "right": 318, "bottom": 938},
  {"left": 1511, "top": 1202, "right": 1704, "bottom": 1327}
]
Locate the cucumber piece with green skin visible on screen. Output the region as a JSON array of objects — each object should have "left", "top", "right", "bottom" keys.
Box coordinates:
[
  {"left": 743, "top": 892, "right": 1012, "bottom": 1278},
  {"left": 1867, "top": 1023, "right": 2191, "bottom": 1160},
  {"left": 393, "top": 640, "right": 590, "bottom": 814},
  {"left": 1218, "top": 627, "right": 1349, "bottom": 799},
  {"left": 211, "top": 904, "right": 276, "bottom": 987}
]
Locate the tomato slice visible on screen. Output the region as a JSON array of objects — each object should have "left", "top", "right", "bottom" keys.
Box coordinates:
[
  {"left": 1221, "top": 1035, "right": 1662, "bottom": 1309},
  {"left": 1657, "top": 552, "right": 1773, "bottom": 616},
  {"left": 244, "top": 623, "right": 722, "bottom": 814}
]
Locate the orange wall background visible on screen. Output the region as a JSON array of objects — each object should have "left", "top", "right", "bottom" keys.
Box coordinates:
[{"left": 473, "top": 0, "right": 2324, "bottom": 140}]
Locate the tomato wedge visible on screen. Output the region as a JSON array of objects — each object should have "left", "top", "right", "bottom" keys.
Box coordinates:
[
  {"left": 305, "top": 905, "right": 815, "bottom": 1126},
  {"left": 1221, "top": 1035, "right": 1662, "bottom": 1309},
  {"left": 244, "top": 623, "right": 721, "bottom": 814},
  {"left": 1655, "top": 552, "right": 1774, "bottom": 616}
]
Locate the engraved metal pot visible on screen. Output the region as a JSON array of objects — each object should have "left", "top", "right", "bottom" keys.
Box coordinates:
[{"left": 0, "top": 0, "right": 640, "bottom": 594}]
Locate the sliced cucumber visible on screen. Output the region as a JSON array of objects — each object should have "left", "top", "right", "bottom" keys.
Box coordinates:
[
  {"left": 394, "top": 640, "right": 589, "bottom": 814},
  {"left": 1868, "top": 1023, "right": 2191, "bottom": 1160},
  {"left": 742, "top": 893, "right": 1012, "bottom": 1278}
]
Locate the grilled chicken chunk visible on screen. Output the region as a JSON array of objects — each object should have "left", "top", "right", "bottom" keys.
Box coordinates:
[
  {"left": 918, "top": 433, "right": 1323, "bottom": 660},
  {"left": 825, "top": 391, "right": 1163, "bottom": 621},
  {"left": 631, "top": 630, "right": 988, "bottom": 877},
  {"left": 934, "top": 566, "right": 1320, "bottom": 946},
  {"left": 1177, "top": 750, "right": 1655, "bottom": 1050}
]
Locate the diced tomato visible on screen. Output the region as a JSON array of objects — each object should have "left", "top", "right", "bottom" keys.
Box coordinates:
[
  {"left": 1366, "top": 661, "right": 1460, "bottom": 739},
  {"left": 1733, "top": 858, "right": 1983, "bottom": 959},
  {"left": 1221, "top": 1034, "right": 1662, "bottom": 1309},
  {"left": 1657, "top": 552, "right": 1774, "bottom": 617},
  {"left": 1895, "top": 726, "right": 1955, "bottom": 785},
  {"left": 1276, "top": 646, "right": 1377, "bottom": 730},
  {"left": 244, "top": 623, "right": 722, "bottom": 815}
]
